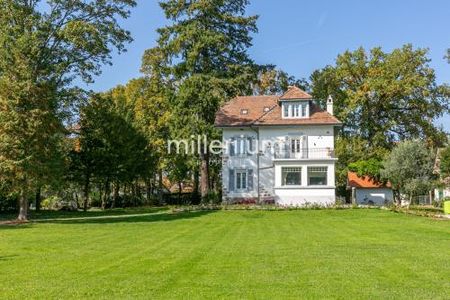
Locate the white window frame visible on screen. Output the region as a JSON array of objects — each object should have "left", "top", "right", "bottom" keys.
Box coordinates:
[
  {"left": 235, "top": 136, "right": 249, "bottom": 156},
  {"left": 282, "top": 101, "right": 309, "bottom": 119},
  {"left": 289, "top": 136, "right": 307, "bottom": 159},
  {"left": 235, "top": 169, "right": 248, "bottom": 191},
  {"left": 281, "top": 167, "right": 302, "bottom": 186},
  {"left": 307, "top": 166, "right": 328, "bottom": 186}
]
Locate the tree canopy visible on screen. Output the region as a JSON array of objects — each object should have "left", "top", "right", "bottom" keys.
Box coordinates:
[
  {"left": 142, "top": 0, "right": 258, "bottom": 198},
  {"left": 0, "top": 0, "right": 135, "bottom": 219},
  {"left": 382, "top": 140, "right": 435, "bottom": 202},
  {"left": 311, "top": 45, "right": 450, "bottom": 149}
]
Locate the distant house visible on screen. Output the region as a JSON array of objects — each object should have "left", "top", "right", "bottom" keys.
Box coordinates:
[
  {"left": 214, "top": 86, "right": 342, "bottom": 206},
  {"left": 433, "top": 147, "right": 450, "bottom": 201},
  {"left": 347, "top": 171, "right": 393, "bottom": 206}
]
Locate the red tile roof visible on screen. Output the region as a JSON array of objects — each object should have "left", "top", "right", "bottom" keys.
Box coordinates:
[
  {"left": 280, "top": 86, "right": 313, "bottom": 100},
  {"left": 347, "top": 171, "right": 392, "bottom": 189},
  {"left": 214, "top": 92, "right": 341, "bottom": 127}
]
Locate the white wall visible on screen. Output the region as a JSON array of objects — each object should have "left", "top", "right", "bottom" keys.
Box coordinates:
[
  {"left": 221, "top": 125, "right": 337, "bottom": 205},
  {"left": 274, "top": 188, "right": 335, "bottom": 206},
  {"left": 355, "top": 188, "right": 394, "bottom": 206},
  {"left": 222, "top": 128, "right": 258, "bottom": 199},
  {"left": 434, "top": 188, "right": 450, "bottom": 201}
]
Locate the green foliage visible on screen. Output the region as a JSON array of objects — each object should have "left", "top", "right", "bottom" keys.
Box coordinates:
[
  {"left": 382, "top": 140, "right": 435, "bottom": 198},
  {"left": 311, "top": 45, "right": 449, "bottom": 195},
  {"left": 0, "top": 0, "right": 135, "bottom": 219},
  {"left": 334, "top": 136, "right": 388, "bottom": 192},
  {"left": 69, "top": 92, "right": 152, "bottom": 208},
  {"left": 142, "top": 0, "right": 258, "bottom": 197},
  {"left": 311, "top": 45, "right": 450, "bottom": 147},
  {"left": 252, "top": 65, "right": 309, "bottom": 95},
  {"left": 348, "top": 158, "right": 384, "bottom": 181},
  {"left": 439, "top": 146, "right": 450, "bottom": 179}
]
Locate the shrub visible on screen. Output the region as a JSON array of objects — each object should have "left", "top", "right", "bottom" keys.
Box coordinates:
[
  {"left": 41, "top": 196, "right": 77, "bottom": 211},
  {"left": 0, "top": 193, "right": 17, "bottom": 212},
  {"left": 201, "top": 191, "right": 222, "bottom": 205},
  {"left": 41, "top": 196, "right": 60, "bottom": 210}
]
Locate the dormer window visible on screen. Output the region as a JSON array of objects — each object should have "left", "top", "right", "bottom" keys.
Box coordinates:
[
  {"left": 240, "top": 109, "right": 248, "bottom": 115},
  {"left": 263, "top": 106, "right": 270, "bottom": 112},
  {"left": 282, "top": 101, "right": 309, "bottom": 119}
]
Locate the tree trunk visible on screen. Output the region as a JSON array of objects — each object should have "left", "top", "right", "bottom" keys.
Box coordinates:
[
  {"left": 131, "top": 182, "right": 136, "bottom": 207},
  {"left": 102, "top": 179, "right": 110, "bottom": 209},
  {"left": 35, "top": 186, "right": 41, "bottom": 212},
  {"left": 193, "top": 169, "right": 199, "bottom": 196},
  {"left": 112, "top": 182, "right": 119, "bottom": 209},
  {"left": 17, "top": 188, "right": 28, "bottom": 221},
  {"left": 158, "top": 168, "right": 163, "bottom": 205},
  {"left": 97, "top": 182, "right": 103, "bottom": 206},
  {"left": 135, "top": 182, "right": 141, "bottom": 200},
  {"left": 178, "top": 181, "right": 182, "bottom": 202},
  {"left": 83, "top": 176, "right": 90, "bottom": 212},
  {"left": 145, "top": 177, "right": 151, "bottom": 204},
  {"left": 200, "top": 151, "right": 209, "bottom": 199}
]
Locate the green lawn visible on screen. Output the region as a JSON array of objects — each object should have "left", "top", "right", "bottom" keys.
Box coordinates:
[{"left": 1, "top": 209, "right": 449, "bottom": 299}]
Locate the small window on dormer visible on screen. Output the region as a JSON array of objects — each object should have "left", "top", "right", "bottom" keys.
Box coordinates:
[
  {"left": 282, "top": 102, "right": 309, "bottom": 118},
  {"left": 283, "top": 104, "right": 289, "bottom": 117},
  {"left": 240, "top": 109, "right": 248, "bottom": 115}
]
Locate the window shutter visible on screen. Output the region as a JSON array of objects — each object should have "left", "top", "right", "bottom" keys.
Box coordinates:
[
  {"left": 247, "top": 169, "right": 253, "bottom": 191},
  {"left": 301, "top": 136, "right": 308, "bottom": 158},
  {"left": 284, "top": 137, "right": 289, "bottom": 158},
  {"left": 229, "top": 169, "right": 235, "bottom": 191},
  {"left": 229, "top": 137, "right": 235, "bottom": 156}
]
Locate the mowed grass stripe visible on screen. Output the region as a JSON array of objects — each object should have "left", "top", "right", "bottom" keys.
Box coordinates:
[{"left": 0, "top": 209, "right": 449, "bottom": 299}]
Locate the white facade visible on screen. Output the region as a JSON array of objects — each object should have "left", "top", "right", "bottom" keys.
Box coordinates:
[
  {"left": 221, "top": 125, "right": 338, "bottom": 206},
  {"left": 434, "top": 187, "right": 450, "bottom": 201},
  {"left": 354, "top": 188, "right": 394, "bottom": 206}
]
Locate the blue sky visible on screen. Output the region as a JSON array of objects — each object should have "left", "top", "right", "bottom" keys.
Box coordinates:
[{"left": 86, "top": 0, "right": 450, "bottom": 132}]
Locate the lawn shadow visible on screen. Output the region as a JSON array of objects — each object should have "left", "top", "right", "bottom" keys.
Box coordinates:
[
  {"left": 0, "top": 223, "right": 32, "bottom": 230},
  {"left": 35, "top": 210, "right": 217, "bottom": 225},
  {"left": 0, "top": 255, "right": 19, "bottom": 261},
  {"left": 29, "top": 207, "right": 169, "bottom": 220}
]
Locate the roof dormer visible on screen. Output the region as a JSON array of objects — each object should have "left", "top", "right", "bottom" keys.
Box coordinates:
[
  {"left": 279, "top": 86, "right": 313, "bottom": 101},
  {"left": 280, "top": 86, "right": 312, "bottom": 119}
]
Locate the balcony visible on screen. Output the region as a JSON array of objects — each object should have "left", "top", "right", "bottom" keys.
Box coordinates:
[{"left": 274, "top": 147, "right": 335, "bottom": 160}]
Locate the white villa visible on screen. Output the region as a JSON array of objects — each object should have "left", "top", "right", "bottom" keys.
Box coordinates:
[{"left": 215, "top": 86, "right": 342, "bottom": 206}]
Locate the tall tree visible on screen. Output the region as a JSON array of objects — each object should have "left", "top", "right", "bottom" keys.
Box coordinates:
[
  {"left": 70, "top": 92, "right": 150, "bottom": 210},
  {"left": 0, "top": 0, "right": 135, "bottom": 220},
  {"left": 143, "top": 0, "right": 258, "bottom": 198},
  {"left": 311, "top": 45, "right": 450, "bottom": 148}
]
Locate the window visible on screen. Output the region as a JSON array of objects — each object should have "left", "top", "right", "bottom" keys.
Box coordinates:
[
  {"left": 237, "top": 138, "right": 246, "bottom": 155},
  {"left": 233, "top": 136, "right": 252, "bottom": 156},
  {"left": 293, "top": 103, "right": 300, "bottom": 117},
  {"left": 308, "top": 167, "right": 327, "bottom": 185},
  {"left": 282, "top": 102, "right": 308, "bottom": 118},
  {"left": 301, "top": 103, "right": 307, "bottom": 116},
  {"left": 282, "top": 167, "right": 302, "bottom": 186},
  {"left": 236, "top": 170, "right": 247, "bottom": 190},
  {"left": 290, "top": 138, "right": 301, "bottom": 153},
  {"left": 240, "top": 108, "right": 248, "bottom": 115},
  {"left": 283, "top": 104, "right": 289, "bottom": 117}
]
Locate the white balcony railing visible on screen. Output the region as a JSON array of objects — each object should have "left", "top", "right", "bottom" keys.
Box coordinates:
[{"left": 274, "top": 147, "right": 335, "bottom": 159}]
